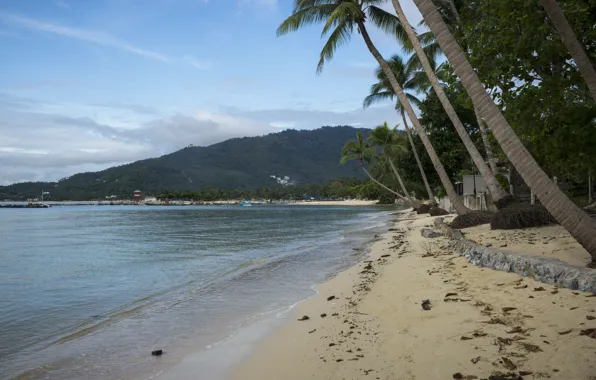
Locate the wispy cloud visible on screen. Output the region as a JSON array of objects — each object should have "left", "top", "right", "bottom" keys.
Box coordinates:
[
  {"left": 184, "top": 56, "right": 211, "bottom": 70},
  {"left": 0, "top": 13, "right": 169, "bottom": 61},
  {"left": 55, "top": 1, "right": 70, "bottom": 9},
  {"left": 0, "top": 13, "right": 212, "bottom": 69}
]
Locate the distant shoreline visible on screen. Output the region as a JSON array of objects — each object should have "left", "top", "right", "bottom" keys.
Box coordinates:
[{"left": 0, "top": 200, "right": 379, "bottom": 208}]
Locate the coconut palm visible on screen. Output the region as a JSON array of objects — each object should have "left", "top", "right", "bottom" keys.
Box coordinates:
[
  {"left": 341, "top": 132, "right": 408, "bottom": 202},
  {"left": 412, "top": 1, "right": 500, "bottom": 177},
  {"left": 412, "top": 0, "right": 596, "bottom": 261},
  {"left": 541, "top": 0, "right": 596, "bottom": 101},
  {"left": 278, "top": 0, "right": 470, "bottom": 215},
  {"left": 369, "top": 122, "right": 419, "bottom": 207},
  {"left": 364, "top": 56, "right": 434, "bottom": 203},
  {"left": 389, "top": 0, "right": 512, "bottom": 209}
]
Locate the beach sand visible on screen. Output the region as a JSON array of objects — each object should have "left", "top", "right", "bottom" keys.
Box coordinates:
[
  {"left": 231, "top": 211, "right": 596, "bottom": 380},
  {"left": 291, "top": 200, "right": 378, "bottom": 206}
]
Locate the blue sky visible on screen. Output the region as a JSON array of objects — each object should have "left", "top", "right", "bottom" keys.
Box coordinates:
[{"left": 0, "top": 0, "right": 423, "bottom": 184}]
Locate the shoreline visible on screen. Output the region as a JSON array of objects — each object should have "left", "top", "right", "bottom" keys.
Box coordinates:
[
  {"left": 229, "top": 211, "right": 596, "bottom": 380},
  {"left": 0, "top": 200, "right": 379, "bottom": 208},
  {"left": 152, "top": 209, "right": 394, "bottom": 380}
]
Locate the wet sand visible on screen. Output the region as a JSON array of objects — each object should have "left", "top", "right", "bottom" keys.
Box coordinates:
[{"left": 231, "top": 211, "right": 596, "bottom": 379}]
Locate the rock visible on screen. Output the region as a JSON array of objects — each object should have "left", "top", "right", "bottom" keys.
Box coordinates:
[
  {"left": 297, "top": 315, "right": 310, "bottom": 321},
  {"left": 471, "top": 356, "right": 481, "bottom": 364},
  {"left": 151, "top": 350, "right": 163, "bottom": 356},
  {"left": 421, "top": 299, "right": 432, "bottom": 311},
  {"left": 447, "top": 233, "right": 596, "bottom": 293},
  {"left": 502, "top": 307, "right": 517, "bottom": 313},
  {"left": 327, "top": 295, "right": 336, "bottom": 301},
  {"left": 558, "top": 329, "right": 572, "bottom": 335},
  {"left": 586, "top": 315, "right": 595, "bottom": 320},
  {"left": 320, "top": 313, "right": 327, "bottom": 318},
  {"left": 421, "top": 228, "right": 441, "bottom": 238}
]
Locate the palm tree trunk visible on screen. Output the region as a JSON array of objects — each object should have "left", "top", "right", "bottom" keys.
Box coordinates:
[
  {"left": 541, "top": 0, "right": 596, "bottom": 101},
  {"left": 360, "top": 162, "right": 407, "bottom": 202},
  {"left": 402, "top": 112, "right": 435, "bottom": 203},
  {"left": 387, "top": 156, "right": 419, "bottom": 207},
  {"left": 356, "top": 20, "right": 470, "bottom": 215},
  {"left": 448, "top": 0, "right": 462, "bottom": 25},
  {"left": 474, "top": 109, "right": 499, "bottom": 175},
  {"left": 391, "top": 0, "right": 512, "bottom": 209},
  {"left": 414, "top": 0, "right": 596, "bottom": 261}
]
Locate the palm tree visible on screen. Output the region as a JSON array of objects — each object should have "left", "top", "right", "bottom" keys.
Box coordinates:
[
  {"left": 369, "top": 122, "right": 419, "bottom": 207},
  {"left": 364, "top": 55, "right": 434, "bottom": 203},
  {"left": 412, "top": 0, "right": 596, "bottom": 262},
  {"left": 278, "top": 0, "right": 470, "bottom": 215},
  {"left": 390, "top": 0, "right": 512, "bottom": 210},
  {"left": 341, "top": 132, "right": 408, "bottom": 202},
  {"left": 412, "top": 1, "right": 500, "bottom": 177},
  {"left": 541, "top": 0, "right": 596, "bottom": 101}
]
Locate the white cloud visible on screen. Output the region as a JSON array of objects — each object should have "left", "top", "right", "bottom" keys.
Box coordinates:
[
  {"left": 0, "top": 13, "right": 210, "bottom": 69},
  {"left": 0, "top": 95, "right": 401, "bottom": 185},
  {"left": 0, "top": 13, "right": 169, "bottom": 61}
]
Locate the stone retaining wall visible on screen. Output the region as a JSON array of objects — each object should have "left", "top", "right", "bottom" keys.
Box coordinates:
[{"left": 432, "top": 218, "right": 596, "bottom": 293}]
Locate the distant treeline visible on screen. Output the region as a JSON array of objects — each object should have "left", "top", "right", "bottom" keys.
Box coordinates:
[{"left": 157, "top": 177, "right": 393, "bottom": 202}]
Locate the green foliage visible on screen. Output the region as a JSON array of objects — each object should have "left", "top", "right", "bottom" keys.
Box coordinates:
[
  {"left": 0, "top": 127, "right": 369, "bottom": 201},
  {"left": 277, "top": 0, "right": 409, "bottom": 74},
  {"left": 458, "top": 0, "right": 596, "bottom": 178}
]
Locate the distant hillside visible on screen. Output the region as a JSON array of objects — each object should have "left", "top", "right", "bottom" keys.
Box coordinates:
[{"left": 0, "top": 126, "right": 369, "bottom": 201}]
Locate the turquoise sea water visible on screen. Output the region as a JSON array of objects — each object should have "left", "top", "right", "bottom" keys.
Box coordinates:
[{"left": 0, "top": 205, "right": 394, "bottom": 379}]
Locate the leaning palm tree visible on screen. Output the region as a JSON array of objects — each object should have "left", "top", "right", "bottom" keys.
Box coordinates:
[
  {"left": 412, "top": 1, "right": 500, "bottom": 176},
  {"left": 412, "top": 0, "right": 596, "bottom": 262},
  {"left": 541, "top": 0, "right": 596, "bottom": 101},
  {"left": 341, "top": 132, "right": 408, "bottom": 202},
  {"left": 364, "top": 55, "right": 434, "bottom": 204},
  {"left": 369, "top": 122, "right": 419, "bottom": 207},
  {"left": 278, "top": 0, "right": 470, "bottom": 215},
  {"left": 389, "top": 0, "right": 513, "bottom": 210}
]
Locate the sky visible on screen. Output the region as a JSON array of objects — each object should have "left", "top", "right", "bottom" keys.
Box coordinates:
[{"left": 0, "top": 0, "right": 424, "bottom": 185}]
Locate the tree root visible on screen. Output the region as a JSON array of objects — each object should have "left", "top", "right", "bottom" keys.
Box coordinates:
[
  {"left": 416, "top": 204, "right": 431, "bottom": 214},
  {"left": 490, "top": 204, "right": 557, "bottom": 230},
  {"left": 451, "top": 211, "right": 495, "bottom": 229},
  {"left": 429, "top": 206, "right": 449, "bottom": 216}
]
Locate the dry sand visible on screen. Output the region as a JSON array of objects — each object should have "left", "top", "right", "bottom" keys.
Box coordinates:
[
  {"left": 291, "top": 200, "right": 378, "bottom": 206},
  {"left": 231, "top": 212, "right": 596, "bottom": 380}
]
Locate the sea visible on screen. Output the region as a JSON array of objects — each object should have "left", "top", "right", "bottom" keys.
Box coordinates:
[{"left": 0, "top": 204, "right": 395, "bottom": 379}]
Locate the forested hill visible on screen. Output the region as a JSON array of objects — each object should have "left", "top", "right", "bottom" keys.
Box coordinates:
[{"left": 0, "top": 126, "right": 369, "bottom": 201}]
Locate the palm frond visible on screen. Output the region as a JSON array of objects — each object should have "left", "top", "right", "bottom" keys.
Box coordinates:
[
  {"left": 277, "top": 4, "right": 337, "bottom": 36},
  {"left": 363, "top": 91, "right": 395, "bottom": 108},
  {"left": 366, "top": 6, "right": 409, "bottom": 46},
  {"left": 317, "top": 20, "right": 352, "bottom": 74},
  {"left": 321, "top": 2, "right": 361, "bottom": 36}
]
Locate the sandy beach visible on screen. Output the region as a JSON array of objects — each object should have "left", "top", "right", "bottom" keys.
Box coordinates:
[
  {"left": 231, "top": 211, "right": 596, "bottom": 380},
  {"left": 291, "top": 200, "right": 379, "bottom": 206}
]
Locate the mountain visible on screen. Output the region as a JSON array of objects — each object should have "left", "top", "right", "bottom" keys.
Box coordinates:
[{"left": 0, "top": 126, "right": 369, "bottom": 201}]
